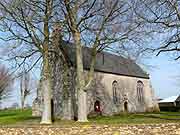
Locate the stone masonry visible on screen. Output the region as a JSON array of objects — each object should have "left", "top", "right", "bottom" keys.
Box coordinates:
[{"left": 32, "top": 30, "right": 159, "bottom": 119}]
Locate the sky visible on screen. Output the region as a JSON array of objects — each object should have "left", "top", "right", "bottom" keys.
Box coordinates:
[
  {"left": 0, "top": 69, "right": 38, "bottom": 109},
  {"left": 146, "top": 54, "right": 180, "bottom": 99}
]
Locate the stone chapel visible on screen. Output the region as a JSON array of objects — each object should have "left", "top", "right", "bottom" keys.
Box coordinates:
[{"left": 32, "top": 31, "right": 159, "bottom": 120}]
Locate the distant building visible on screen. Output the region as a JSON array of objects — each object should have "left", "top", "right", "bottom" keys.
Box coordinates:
[
  {"left": 158, "top": 95, "right": 180, "bottom": 111},
  {"left": 10, "top": 103, "right": 19, "bottom": 109},
  {"left": 157, "top": 98, "right": 163, "bottom": 101}
]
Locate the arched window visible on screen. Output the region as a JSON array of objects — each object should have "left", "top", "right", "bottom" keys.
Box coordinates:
[
  {"left": 112, "top": 80, "right": 118, "bottom": 104},
  {"left": 137, "top": 80, "right": 144, "bottom": 103}
]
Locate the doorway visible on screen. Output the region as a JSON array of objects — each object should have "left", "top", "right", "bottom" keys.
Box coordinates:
[
  {"left": 94, "top": 100, "right": 101, "bottom": 112},
  {"left": 124, "top": 101, "right": 128, "bottom": 112},
  {"left": 51, "top": 99, "right": 55, "bottom": 122}
]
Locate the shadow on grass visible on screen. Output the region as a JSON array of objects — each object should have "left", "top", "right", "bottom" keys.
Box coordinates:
[
  {"left": 0, "top": 113, "right": 17, "bottom": 117},
  {"left": 0, "top": 109, "right": 180, "bottom": 125}
]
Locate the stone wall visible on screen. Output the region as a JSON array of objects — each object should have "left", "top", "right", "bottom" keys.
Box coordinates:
[
  {"left": 33, "top": 67, "right": 159, "bottom": 119},
  {"left": 32, "top": 30, "right": 76, "bottom": 119},
  {"left": 86, "top": 71, "right": 158, "bottom": 116}
]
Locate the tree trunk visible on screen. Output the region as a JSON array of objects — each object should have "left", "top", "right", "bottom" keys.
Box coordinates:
[
  {"left": 40, "top": 54, "right": 52, "bottom": 124},
  {"left": 77, "top": 88, "right": 87, "bottom": 122},
  {"left": 20, "top": 75, "right": 25, "bottom": 109},
  {"left": 21, "top": 97, "right": 25, "bottom": 109},
  {"left": 40, "top": 0, "right": 52, "bottom": 124},
  {"left": 74, "top": 32, "right": 88, "bottom": 122}
]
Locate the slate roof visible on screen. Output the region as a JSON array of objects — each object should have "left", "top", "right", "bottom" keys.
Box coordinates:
[
  {"left": 61, "top": 42, "right": 149, "bottom": 79},
  {"left": 176, "top": 95, "right": 180, "bottom": 102}
]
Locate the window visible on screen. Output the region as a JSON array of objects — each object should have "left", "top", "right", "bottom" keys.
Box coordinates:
[
  {"left": 137, "top": 80, "right": 144, "bottom": 103},
  {"left": 112, "top": 80, "right": 118, "bottom": 104}
]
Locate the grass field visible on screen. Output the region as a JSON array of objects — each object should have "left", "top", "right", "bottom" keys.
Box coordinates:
[
  {"left": 0, "top": 109, "right": 38, "bottom": 125},
  {"left": 0, "top": 109, "right": 180, "bottom": 125}
]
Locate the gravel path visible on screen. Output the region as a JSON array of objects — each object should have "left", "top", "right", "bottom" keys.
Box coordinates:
[{"left": 0, "top": 123, "right": 180, "bottom": 135}]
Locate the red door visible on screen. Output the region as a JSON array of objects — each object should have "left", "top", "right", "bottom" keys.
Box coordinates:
[{"left": 94, "top": 100, "right": 101, "bottom": 112}]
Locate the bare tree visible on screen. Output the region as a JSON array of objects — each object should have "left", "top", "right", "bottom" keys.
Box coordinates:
[
  {"left": 134, "top": 0, "right": 180, "bottom": 60},
  {"left": 0, "top": 65, "right": 13, "bottom": 104},
  {"left": 0, "top": 0, "right": 55, "bottom": 124},
  {"left": 20, "top": 71, "right": 31, "bottom": 109}
]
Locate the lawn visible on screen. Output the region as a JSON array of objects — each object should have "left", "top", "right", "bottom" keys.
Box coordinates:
[
  {"left": 89, "top": 112, "right": 180, "bottom": 124},
  {"left": 0, "top": 109, "right": 39, "bottom": 125},
  {"left": 0, "top": 109, "right": 179, "bottom": 125}
]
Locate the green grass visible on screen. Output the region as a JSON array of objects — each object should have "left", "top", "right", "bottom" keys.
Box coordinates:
[
  {"left": 0, "top": 109, "right": 179, "bottom": 125},
  {"left": 0, "top": 109, "right": 39, "bottom": 125},
  {"left": 88, "top": 112, "right": 180, "bottom": 124}
]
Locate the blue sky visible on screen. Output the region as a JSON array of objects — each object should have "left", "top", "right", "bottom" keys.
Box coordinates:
[{"left": 146, "top": 53, "right": 180, "bottom": 99}]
